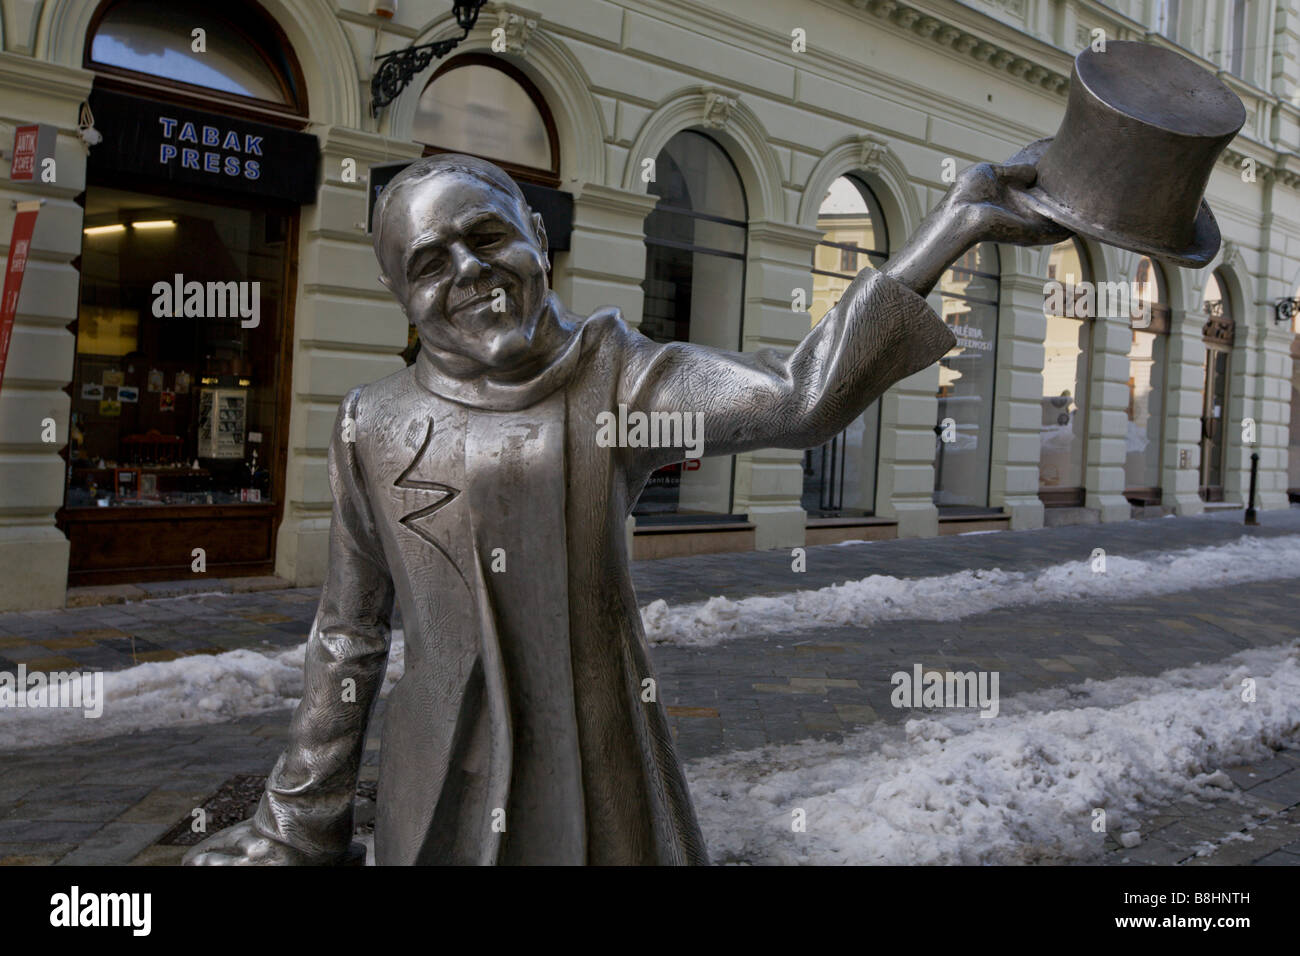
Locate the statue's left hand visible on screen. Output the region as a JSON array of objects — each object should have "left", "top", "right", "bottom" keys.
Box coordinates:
[{"left": 947, "top": 162, "right": 1072, "bottom": 247}]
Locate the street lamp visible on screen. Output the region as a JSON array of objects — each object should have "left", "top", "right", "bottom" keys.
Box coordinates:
[
  {"left": 371, "top": 0, "right": 487, "bottom": 117},
  {"left": 1274, "top": 297, "right": 1300, "bottom": 328}
]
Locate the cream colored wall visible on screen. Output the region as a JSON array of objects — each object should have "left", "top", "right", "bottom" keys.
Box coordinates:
[{"left": 0, "top": 0, "right": 1295, "bottom": 608}]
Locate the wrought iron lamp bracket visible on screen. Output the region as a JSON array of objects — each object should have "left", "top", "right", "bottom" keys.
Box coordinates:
[{"left": 370, "top": 1, "right": 486, "bottom": 118}]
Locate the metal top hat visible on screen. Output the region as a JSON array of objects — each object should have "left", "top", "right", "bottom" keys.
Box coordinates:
[{"left": 1006, "top": 41, "right": 1245, "bottom": 267}]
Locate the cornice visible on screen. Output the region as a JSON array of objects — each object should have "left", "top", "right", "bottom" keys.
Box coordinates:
[
  {"left": 0, "top": 51, "right": 92, "bottom": 102},
  {"left": 845, "top": 0, "right": 1069, "bottom": 95}
]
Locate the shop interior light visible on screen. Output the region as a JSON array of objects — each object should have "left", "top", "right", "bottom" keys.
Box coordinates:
[
  {"left": 83, "top": 224, "right": 126, "bottom": 236},
  {"left": 132, "top": 219, "right": 176, "bottom": 230}
]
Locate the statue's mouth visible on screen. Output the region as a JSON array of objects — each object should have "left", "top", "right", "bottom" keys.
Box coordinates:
[{"left": 447, "top": 277, "right": 510, "bottom": 312}]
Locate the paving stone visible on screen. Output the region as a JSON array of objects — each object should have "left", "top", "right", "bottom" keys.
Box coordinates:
[
  {"left": 0, "top": 843, "right": 76, "bottom": 865},
  {"left": 1242, "top": 770, "right": 1300, "bottom": 807},
  {"left": 129, "top": 844, "right": 188, "bottom": 866},
  {"left": 55, "top": 822, "right": 171, "bottom": 865},
  {"left": 1253, "top": 850, "right": 1300, "bottom": 865},
  {"left": 0, "top": 819, "right": 105, "bottom": 843}
]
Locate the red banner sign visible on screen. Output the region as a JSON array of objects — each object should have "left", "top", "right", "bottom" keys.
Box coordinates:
[{"left": 0, "top": 200, "right": 42, "bottom": 394}]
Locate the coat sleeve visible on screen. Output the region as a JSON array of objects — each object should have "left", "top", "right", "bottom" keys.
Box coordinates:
[
  {"left": 617, "top": 268, "right": 956, "bottom": 474},
  {"left": 251, "top": 386, "right": 396, "bottom": 861}
]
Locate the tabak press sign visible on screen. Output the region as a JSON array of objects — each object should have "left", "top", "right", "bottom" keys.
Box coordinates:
[{"left": 86, "top": 90, "right": 319, "bottom": 204}]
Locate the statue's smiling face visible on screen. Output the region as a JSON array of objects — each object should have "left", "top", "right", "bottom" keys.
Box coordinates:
[{"left": 380, "top": 171, "right": 550, "bottom": 372}]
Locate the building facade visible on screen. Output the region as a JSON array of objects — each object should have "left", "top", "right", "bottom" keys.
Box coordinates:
[{"left": 1, "top": 0, "right": 1297, "bottom": 610}]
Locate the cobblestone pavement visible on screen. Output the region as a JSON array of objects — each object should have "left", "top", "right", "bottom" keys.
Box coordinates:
[{"left": 0, "top": 508, "right": 1297, "bottom": 865}]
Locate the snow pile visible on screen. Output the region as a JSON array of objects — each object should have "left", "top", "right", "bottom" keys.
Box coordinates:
[
  {"left": 686, "top": 643, "right": 1300, "bottom": 865},
  {"left": 642, "top": 534, "right": 1300, "bottom": 647},
  {"left": 0, "top": 631, "right": 406, "bottom": 753}
]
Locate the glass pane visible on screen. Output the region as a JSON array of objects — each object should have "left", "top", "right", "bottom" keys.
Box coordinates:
[
  {"left": 643, "top": 207, "right": 745, "bottom": 256},
  {"left": 635, "top": 241, "right": 744, "bottom": 516},
  {"left": 1202, "top": 271, "right": 1230, "bottom": 318},
  {"left": 1134, "top": 256, "right": 1165, "bottom": 310},
  {"left": 803, "top": 403, "right": 879, "bottom": 516},
  {"left": 812, "top": 176, "right": 887, "bottom": 326},
  {"left": 1125, "top": 329, "right": 1166, "bottom": 489},
  {"left": 935, "top": 246, "right": 999, "bottom": 509},
  {"left": 1040, "top": 314, "right": 1091, "bottom": 491},
  {"left": 1202, "top": 349, "right": 1230, "bottom": 488},
  {"left": 413, "top": 64, "right": 552, "bottom": 170},
  {"left": 91, "top": 1, "right": 288, "bottom": 103},
  {"left": 68, "top": 186, "right": 288, "bottom": 508},
  {"left": 1040, "top": 240, "right": 1091, "bottom": 492},
  {"left": 650, "top": 131, "right": 747, "bottom": 221}
]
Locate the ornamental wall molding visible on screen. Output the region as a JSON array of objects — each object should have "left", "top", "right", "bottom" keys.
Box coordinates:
[
  {"left": 844, "top": 0, "right": 1070, "bottom": 95},
  {"left": 1221, "top": 147, "right": 1300, "bottom": 190},
  {"left": 701, "top": 89, "right": 739, "bottom": 130},
  {"left": 494, "top": 5, "right": 541, "bottom": 56},
  {"left": 858, "top": 133, "right": 890, "bottom": 173}
]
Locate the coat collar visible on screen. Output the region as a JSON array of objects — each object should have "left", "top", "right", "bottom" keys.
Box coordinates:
[{"left": 410, "top": 294, "right": 587, "bottom": 412}]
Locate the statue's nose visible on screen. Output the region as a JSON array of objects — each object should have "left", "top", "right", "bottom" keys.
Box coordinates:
[{"left": 450, "top": 242, "right": 486, "bottom": 283}]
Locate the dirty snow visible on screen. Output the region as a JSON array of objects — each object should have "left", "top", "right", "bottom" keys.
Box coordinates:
[
  {"left": 685, "top": 643, "right": 1300, "bottom": 865},
  {"left": 0, "top": 631, "right": 406, "bottom": 752},
  {"left": 642, "top": 534, "right": 1300, "bottom": 648}
]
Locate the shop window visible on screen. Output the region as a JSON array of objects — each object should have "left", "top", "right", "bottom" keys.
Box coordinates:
[
  {"left": 66, "top": 187, "right": 291, "bottom": 512},
  {"left": 1125, "top": 257, "right": 1171, "bottom": 503},
  {"left": 934, "top": 242, "right": 1001, "bottom": 510},
  {"left": 635, "top": 130, "right": 747, "bottom": 518},
  {"left": 413, "top": 55, "right": 559, "bottom": 187},
  {"left": 804, "top": 175, "right": 887, "bottom": 517},
  {"left": 1039, "top": 239, "right": 1093, "bottom": 506},
  {"left": 1199, "top": 271, "right": 1235, "bottom": 500},
  {"left": 86, "top": 0, "right": 305, "bottom": 116}
]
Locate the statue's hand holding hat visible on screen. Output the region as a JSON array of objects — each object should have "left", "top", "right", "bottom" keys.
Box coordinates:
[{"left": 1005, "top": 41, "right": 1245, "bottom": 267}]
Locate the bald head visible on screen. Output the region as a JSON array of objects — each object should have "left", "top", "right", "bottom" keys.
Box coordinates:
[
  {"left": 371, "top": 153, "right": 553, "bottom": 375},
  {"left": 374, "top": 154, "right": 539, "bottom": 278}
]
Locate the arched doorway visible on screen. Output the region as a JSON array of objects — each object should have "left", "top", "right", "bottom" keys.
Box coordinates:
[
  {"left": 60, "top": 0, "right": 316, "bottom": 585},
  {"left": 804, "top": 175, "right": 886, "bottom": 516},
  {"left": 412, "top": 54, "right": 559, "bottom": 188},
  {"left": 1125, "top": 257, "right": 1171, "bottom": 505},
  {"left": 1039, "top": 239, "right": 1094, "bottom": 507},
  {"left": 1199, "top": 270, "right": 1235, "bottom": 500},
  {"left": 634, "top": 130, "right": 747, "bottom": 518},
  {"left": 934, "top": 242, "right": 1001, "bottom": 510}
]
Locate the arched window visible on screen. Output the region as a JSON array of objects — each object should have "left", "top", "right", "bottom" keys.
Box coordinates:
[
  {"left": 635, "top": 130, "right": 747, "bottom": 517},
  {"left": 1125, "top": 257, "right": 1171, "bottom": 503},
  {"left": 934, "top": 242, "right": 1001, "bottom": 509},
  {"left": 1199, "top": 271, "right": 1235, "bottom": 500},
  {"left": 803, "top": 175, "right": 887, "bottom": 517},
  {"left": 86, "top": 0, "right": 306, "bottom": 119},
  {"left": 413, "top": 55, "right": 559, "bottom": 187},
  {"left": 1040, "top": 238, "right": 1094, "bottom": 506}
]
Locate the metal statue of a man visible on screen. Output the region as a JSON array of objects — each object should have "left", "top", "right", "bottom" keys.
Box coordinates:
[{"left": 184, "top": 152, "right": 1066, "bottom": 865}]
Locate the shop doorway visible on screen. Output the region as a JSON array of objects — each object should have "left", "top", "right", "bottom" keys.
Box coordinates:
[
  {"left": 61, "top": 185, "right": 297, "bottom": 584},
  {"left": 1199, "top": 271, "right": 1234, "bottom": 501},
  {"left": 61, "top": 0, "right": 314, "bottom": 585}
]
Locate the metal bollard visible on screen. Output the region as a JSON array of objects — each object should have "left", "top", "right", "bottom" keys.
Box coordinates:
[{"left": 1245, "top": 452, "right": 1260, "bottom": 526}]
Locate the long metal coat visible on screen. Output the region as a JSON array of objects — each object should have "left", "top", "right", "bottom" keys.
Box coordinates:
[{"left": 251, "top": 267, "right": 954, "bottom": 865}]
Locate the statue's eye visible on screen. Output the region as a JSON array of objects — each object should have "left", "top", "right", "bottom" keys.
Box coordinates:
[
  {"left": 414, "top": 251, "right": 447, "bottom": 277},
  {"left": 471, "top": 230, "right": 507, "bottom": 250}
]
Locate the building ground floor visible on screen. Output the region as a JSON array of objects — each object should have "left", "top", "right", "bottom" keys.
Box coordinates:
[{"left": 3, "top": 2, "right": 1299, "bottom": 610}]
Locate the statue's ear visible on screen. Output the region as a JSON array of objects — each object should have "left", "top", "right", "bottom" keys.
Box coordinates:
[{"left": 531, "top": 210, "right": 550, "bottom": 270}]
